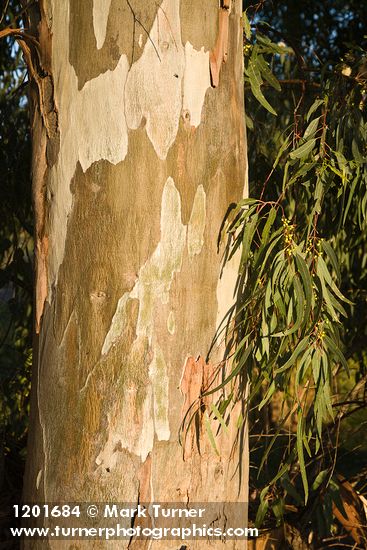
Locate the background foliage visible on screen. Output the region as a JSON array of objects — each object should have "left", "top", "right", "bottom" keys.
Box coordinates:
[
  {"left": 222, "top": 1, "right": 367, "bottom": 547},
  {"left": 0, "top": 0, "right": 32, "bottom": 539}
]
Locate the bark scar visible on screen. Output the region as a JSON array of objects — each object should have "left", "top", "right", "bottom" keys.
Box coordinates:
[
  {"left": 209, "top": 0, "right": 231, "bottom": 88},
  {"left": 179, "top": 355, "right": 214, "bottom": 460},
  {"left": 128, "top": 454, "right": 153, "bottom": 548}
]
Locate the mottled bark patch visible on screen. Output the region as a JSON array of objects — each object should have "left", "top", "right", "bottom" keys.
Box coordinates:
[
  {"left": 25, "top": 0, "right": 248, "bottom": 529},
  {"left": 183, "top": 42, "right": 211, "bottom": 127},
  {"left": 125, "top": 0, "right": 185, "bottom": 159},
  {"left": 93, "top": 0, "right": 112, "bottom": 49},
  {"left": 69, "top": 0, "right": 159, "bottom": 87},
  {"left": 180, "top": 0, "right": 218, "bottom": 50},
  {"left": 167, "top": 310, "right": 176, "bottom": 334},
  {"left": 188, "top": 184, "right": 206, "bottom": 257},
  {"left": 47, "top": 1, "right": 131, "bottom": 299}
]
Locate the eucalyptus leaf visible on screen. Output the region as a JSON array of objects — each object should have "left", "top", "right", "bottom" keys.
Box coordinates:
[
  {"left": 246, "top": 59, "right": 277, "bottom": 115},
  {"left": 290, "top": 138, "right": 316, "bottom": 160}
]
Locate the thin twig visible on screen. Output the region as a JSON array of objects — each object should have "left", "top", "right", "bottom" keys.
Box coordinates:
[
  {"left": 0, "top": 0, "right": 10, "bottom": 25},
  {"left": 125, "top": 0, "right": 161, "bottom": 63}
]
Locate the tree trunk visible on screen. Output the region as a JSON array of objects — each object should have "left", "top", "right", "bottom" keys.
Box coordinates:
[{"left": 23, "top": 0, "right": 248, "bottom": 547}]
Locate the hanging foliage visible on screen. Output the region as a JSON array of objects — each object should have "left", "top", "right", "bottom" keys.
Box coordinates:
[{"left": 181, "top": 8, "right": 367, "bottom": 545}]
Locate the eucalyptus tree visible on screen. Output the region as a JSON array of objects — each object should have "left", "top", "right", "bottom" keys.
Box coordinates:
[{"left": 20, "top": 1, "right": 249, "bottom": 548}]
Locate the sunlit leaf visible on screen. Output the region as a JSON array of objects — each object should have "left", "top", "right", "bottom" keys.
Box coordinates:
[{"left": 290, "top": 138, "right": 316, "bottom": 160}]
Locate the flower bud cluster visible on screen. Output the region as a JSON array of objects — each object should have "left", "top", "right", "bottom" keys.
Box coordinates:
[{"left": 282, "top": 217, "right": 295, "bottom": 256}]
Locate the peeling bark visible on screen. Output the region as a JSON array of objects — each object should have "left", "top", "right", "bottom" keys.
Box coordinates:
[
  {"left": 180, "top": 355, "right": 215, "bottom": 461},
  {"left": 23, "top": 2, "right": 59, "bottom": 332},
  {"left": 209, "top": 0, "right": 231, "bottom": 87},
  {"left": 24, "top": 1, "right": 249, "bottom": 548}
]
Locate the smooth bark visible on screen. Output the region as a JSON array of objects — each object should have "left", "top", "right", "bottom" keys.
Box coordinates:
[{"left": 24, "top": 1, "right": 248, "bottom": 548}]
